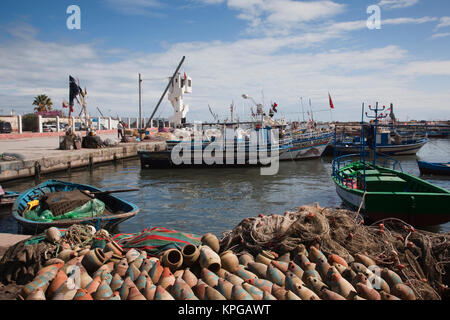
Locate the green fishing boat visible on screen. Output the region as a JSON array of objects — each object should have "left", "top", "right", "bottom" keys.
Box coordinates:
[{"left": 331, "top": 103, "right": 450, "bottom": 227}]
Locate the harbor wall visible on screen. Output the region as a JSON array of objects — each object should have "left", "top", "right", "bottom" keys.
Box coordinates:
[{"left": 0, "top": 140, "right": 165, "bottom": 182}]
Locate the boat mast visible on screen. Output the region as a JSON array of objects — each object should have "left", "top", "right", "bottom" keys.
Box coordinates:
[{"left": 366, "top": 102, "right": 387, "bottom": 167}]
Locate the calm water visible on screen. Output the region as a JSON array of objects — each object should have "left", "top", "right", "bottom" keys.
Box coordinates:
[{"left": 1, "top": 139, "right": 449, "bottom": 237}]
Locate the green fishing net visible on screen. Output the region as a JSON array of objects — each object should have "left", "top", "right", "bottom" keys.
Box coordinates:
[{"left": 24, "top": 198, "right": 106, "bottom": 222}]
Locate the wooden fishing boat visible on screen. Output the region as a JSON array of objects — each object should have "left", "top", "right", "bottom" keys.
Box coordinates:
[
  {"left": 417, "top": 160, "right": 450, "bottom": 176},
  {"left": 0, "top": 190, "right": 19, "bottom": 208},
  {"left": 12, "top": 179, "right": 139, "bottom": 234},
  {"left": 332, "top": 154, "right": 450, "bottom": 227},
  {"left": 332, "top": 103, "right": 450, "bottom": 227}
]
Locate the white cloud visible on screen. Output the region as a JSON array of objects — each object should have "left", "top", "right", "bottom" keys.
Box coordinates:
[
  {"left": 431, "top": 32, "right": 450, "bottom": 39},
  {"left": 378, "top": 0, "right": 419, "bottom": 9},
  {"left": 104, "top": 0, "right": 164, "bottom": 15},
  {"left": 1, "top": 22, "right": 449, "bottom": 122},
  {"left": 226, "top": 0, "right": 345, "bottom": 36},
  {"left": 436, "top": 16, "right": 450, "bottom": 29}
]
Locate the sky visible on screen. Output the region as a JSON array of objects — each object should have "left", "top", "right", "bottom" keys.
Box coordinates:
[{"left": 0, "top": 0, "right": 450, "bottom": 122}]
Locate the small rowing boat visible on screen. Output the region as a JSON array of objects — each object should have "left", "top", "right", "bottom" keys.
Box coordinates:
[
  {"left": 417, "top": 160, "right": 450, "bottom": 176},
  {"left": 12, "top": 179, "right": 139, "bottom": 234}
]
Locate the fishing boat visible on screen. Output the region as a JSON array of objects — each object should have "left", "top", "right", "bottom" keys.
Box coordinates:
[
  {"left": 279, "top": 126, "right": 333, "bottom": 161},
  {"left": 0, "top": 189, "right": 19, "bottom": 208},
  {"left": 332, "top": 103, "right": 450, "bottom": 227},
  {"left": 417, "top": 160, "right": 450, "bottom": 176},
  {"left": 332, "top": 126, "right": 428, "bottom": 156},
  {"left": 139, "top": 125, "right": 292, "bottom": 168},
  {"left": 12, "top": 180, "right": 139, "bottom": 234}
]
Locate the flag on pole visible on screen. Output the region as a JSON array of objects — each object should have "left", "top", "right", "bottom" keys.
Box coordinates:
[
  {"left": 272, "top": 102, "right": 278, "bottom": 113},
  {"left": 328, "top": 92, "right": 334, "bottom": 109}
]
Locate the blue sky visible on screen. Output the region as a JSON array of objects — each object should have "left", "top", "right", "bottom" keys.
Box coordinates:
[{"left": 0, "top": 0, "right": 449, "bottom": 121}]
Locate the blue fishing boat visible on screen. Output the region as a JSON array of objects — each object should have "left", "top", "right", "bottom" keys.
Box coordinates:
[
  {"left": 12, "top": 180, "right": 139, "bottom": 234},
  {"left": 417, "top": 160, "right": 450, "bottom": 176},
  {"left": 333, "top": 126, "right": 428, "bottom": 156}
]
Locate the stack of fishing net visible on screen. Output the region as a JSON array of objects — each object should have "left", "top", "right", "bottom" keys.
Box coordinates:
[
  {"left": 220, "top": 203, "right": 450, "bottom": 300},
  {"left": 0, "top": 225, "right": 95, "bottom": 285}
]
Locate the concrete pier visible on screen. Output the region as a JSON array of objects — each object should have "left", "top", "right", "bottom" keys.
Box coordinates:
[{"left": 0, "top": 134, "right": 166, "bottom": 182}]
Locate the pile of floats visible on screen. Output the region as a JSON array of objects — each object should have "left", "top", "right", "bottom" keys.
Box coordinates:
[{"left": 18, "top": 227, "right": 416, "bottom": 300}]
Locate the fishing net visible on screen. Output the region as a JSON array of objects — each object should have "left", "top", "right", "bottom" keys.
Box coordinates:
[
  {"left": 0, "top": 225, "right": 94, "bottom": 285},
  {"left": 220, "top": 203, "right": 449, "bottom": 300},
  {"left": 112, "top": 227, "right": 202, "bottom": 256},
  {"left": 24, "top": 198, "right": 106, "bottom": 222}
]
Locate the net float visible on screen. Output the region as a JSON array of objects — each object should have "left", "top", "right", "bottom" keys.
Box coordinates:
[
  {"left": 284, "top": 271, "right": 304, "bottom": 292},
  {"left": 266, "top": 264, "right": 286, "bottom": 287},
  {"left": 356, "top": 283, "right": 381, "bottom": 300},
  {"left": 321, "top": 288, "right": 346, "bottom": 300},
  {"left": 216, "top": 278, "right": 234, "bottom": 299},
  {"left": 205, "top": 286, "right": 226, "bottom": 300},
  {"left": 242, "top": 282, "right": 264, "bottom": 300},
  {"left": 292, "top": 283, "right": 321, "bottom": 300},
  {"left": 246, "top": 278, "right": 273, "bottom": 294},
  {"left": 220, "top": 250, "right": 239, "bottom": 273},
  {"left": 380, "top": 291, "right": 401, "bottom": 300},
  {"left": 198, "top": 245, "right": 221, "bottom": 273},
  {"left": 127, "top": 286, "right": 146, "bottom": 300},
  {"left": 329, "top": 272, "right": 357, "bottom": 299},
  {"left": 327, "top": 254, "right": 348, "bottom": 268},
  {"left": 231, "top": 285, "right": 253, "bottom": 300},
  {"left": 354, "top": 254, "right": 377, "bottom": 268},
  {"left": 201, "top": 233, "right": 220, "bottom": 253},
  {"left": 110, "top": 273, "right": 124, "bottom": 292},
  {"left": 200, "top": 267, "right": 219, "bottom": 287},
  {"left": 392, "top": 283, "right": 416, "bottom": 300},
  {"left": 94, "top": 279, "right": 113, "bottom": 300},
  {"left": 154, "top": 285, "right": 174, "bottom": 300},
  {"left": 308, "top": 246, "right": 326, "bottom": 263},
  {"left": 143, "top": 283, "right": 157, "bottom": 300},
  {"left": 271, "top": 284, "right": 288, "bottom": 300},
  {"left": 288, "top": 261, "right": 304, "bottom": 280},
  {"left": 285, "top": 290, "right": 301, "bottom": 300},
  {"left": 235, "top": 266, "right": 258, "bottom": 281},
  {"left": 262, "top": 291, "right": 277, "bottom": 300},
  {"left": 271, "top": 260, "right": 289, "bottom": 273},
  {"left": 225, "top": 273, "right": 244, "bottom": 286},
  {"left": 181, "top": 244, "right": 200, "bottom": 267},
  {"left": 182, "top": 267, "right": 198, "bottom": 288},
  {"left": 247, "top": 262, "right": 268, "bottom": 278},
  {"left": 148, "top": 259, "right": 164, "bottom": 284},
  {"left": 73, "top": 288, "right": 93, "bottom": 300},
  {"left": 381, "top": 269, "right": 403, "bottom": 288},
  {"left": 158, "top": 267, "right": 175, "bottom": 289},
  {"left": 238, "top": 252, "right": 254, "bottom": 267}
]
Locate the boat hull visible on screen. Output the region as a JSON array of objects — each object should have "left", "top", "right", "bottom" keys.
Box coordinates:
[
  {"left": 138, "top": 150, "right": 284, "bottom": 169},
  {"left": 417, "top": 161, "right": 450, "bottom": 176},
  {"left": 333, "top": 169, "right": 450, "bottom": 227},
  {"left": 372, "top": 139, "right": 428, "bottom": 156},
  {"left": 12, "top": 180, "right": 139, "bottom": 234},
  {"left": 332, "top": 139, "right": 428, "bottom": 156},
  {"left": 279, "top": 138, "right": 331, "bottom": 161}
]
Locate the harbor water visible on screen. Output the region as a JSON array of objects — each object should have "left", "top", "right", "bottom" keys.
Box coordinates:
[{"left": 1, "top": 138, "right": 449, "bottom": 236}]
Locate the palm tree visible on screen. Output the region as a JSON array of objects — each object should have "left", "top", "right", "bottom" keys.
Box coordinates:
[{"left": 33, "top": 94, "right": 53, "bottom": 112}]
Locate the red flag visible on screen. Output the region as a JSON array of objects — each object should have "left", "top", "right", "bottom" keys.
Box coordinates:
[
  {"left": 328, "top": 92, "right": 334, "bottom": 109},
  {"left": 272, "top": 102, "right": 278, "bottom": 112},
  {"left": 184, "top": 72, "right": 187, "bottom": 80}
]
